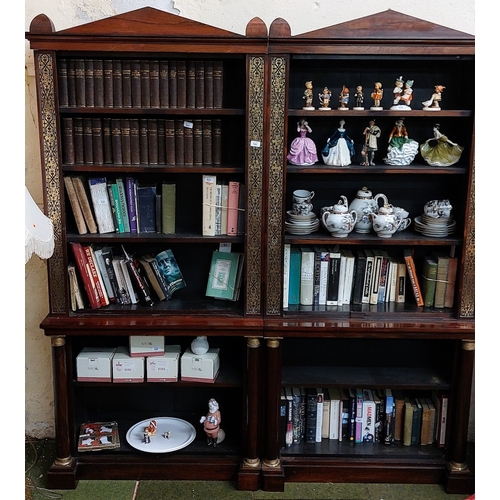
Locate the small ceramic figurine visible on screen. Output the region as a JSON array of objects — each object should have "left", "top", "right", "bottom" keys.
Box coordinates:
[
  {"left": 191, "top": 335, "right": 209, "bottom": 354},
  {"left": 287, "top": 119, "right": 319, "bottom": 165},
  {"left": 422, "top": 85, "right": 446, "bottom": 110},
  {"left": 420, "top": 124, "right": 464, "bottom": 166},
  {"left": 353, "top": 85, "right": 364, "bottom": 110},
  {"left": 370, "top": 82, "right": 383, "bottom": 110},
  {"left": 303, "top": 81, "right": 314, "bottom": 110},
  {"left": 391, "top": 78, "right": 413, "bottom": 110},
  {"left": 361, "top": 119, "right": 382, "bottom": 166},
  {"left": 338, "top": 85, "right": 349, "bottom": 110},
  {"left": 400, "top": 80, "right": 414, "bottom": 108},
  {"left": 391, "top": 76, "right": 404, "bottom": 105},
  {"left": 321, "top": 119, "right": 355, "bottom": 166},
  {"left": 200, "top": 398, "right": 225, "bottom": 447},
  {"left": 383, "top": 118, "right": 419, "bottom": 165},
  {"left": 318, "top": 87, "right": 332, "bottom": 110}
]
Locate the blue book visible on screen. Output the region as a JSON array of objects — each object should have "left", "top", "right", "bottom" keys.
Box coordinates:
[
  {"left": 125, "top": 176, "right": 138, "bottom": 233},
  {"left": 288, "top": 247, "right": 301, "bottom": 305},
  {"left": 137, "top": 184, "right": 157, "bottom": 233}
]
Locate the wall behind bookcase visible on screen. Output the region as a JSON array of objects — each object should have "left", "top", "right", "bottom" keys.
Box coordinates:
[{"left": 24, "top": 0, "right": 475, "bottom": 442}]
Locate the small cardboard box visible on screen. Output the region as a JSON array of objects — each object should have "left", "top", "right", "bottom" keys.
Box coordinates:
[
  {"left": 181, "top": 347, "right": 220, "bottom": 383},
  {"left": 146, "top": 345, "right": 182, "bottom": 382},
  {"left": 112, "top": 346, "right": 144, "bottom": 383},
  {"left": 129, "top": 335, "right": 165, "bottom": 357},
  {"left": 76, "top": 347, "right": 116, "bottom": 382}
]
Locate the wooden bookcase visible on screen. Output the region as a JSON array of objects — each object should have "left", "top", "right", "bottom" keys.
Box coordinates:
[{"left": 27, "top": 8, "right": 474, "bottom": 494}]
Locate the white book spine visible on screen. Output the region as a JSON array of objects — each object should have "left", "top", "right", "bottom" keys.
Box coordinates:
[
  {"left": 119, "top": 259, "right": 138, "bottom": 303},
  {"left": 316, "top": 389, "right": 323, "bottom": 442},
  {"left": 299, "top": 249, "right": 314, "bottom": 306},
  {"left": 329, "top": 399, "right": 340, "bottom": 440},
  {"left": 343, "top": 254, "right": 354, "bottom": 305},
  {"left": 362, "top": 256, "right": 374, "bottom": 304},
  {"left": 202, "top": 174, "right": 217, "bottom": 236},
  {"left": 89, "top": 178, "right": 115, "bottom": 234}
]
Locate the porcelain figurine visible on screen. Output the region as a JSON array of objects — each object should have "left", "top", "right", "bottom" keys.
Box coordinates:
[
  {"left": 420, "top": 124, "right": 464, "bottom": 167},
  {"left": 383, "top": 118, "right": 419, "bottom": 165},
  {"left": 191, "top": 335, "right": 209, "bottom": 354},
  {"left": 361, "top": 119, "right": 381, "bottom": 166},
  {"left": 391, "top": 77, "right": 413, "bottom": 110},
  {"left": 370, "top": 204, "right": 406, "bottom": 238},
  {"left": 321, "top": 195, "right": 357, "bottom": 238},
  {"left": 303, "top": 80, "right": 314, "bottom": 110},
  {"left": 348, "top": 186, "right": 388, "bottom": 234},
  {"left": 422, "top": 85, "right": 446, "bottom": 111},
  {"left": 353, "top": 85, "right": 364, "bottom": 110},
  {"left": 287, "top": 119, "right": 319, "bottom": 165},
  {"left": 200, "top": 398, "right": 225, "bottom": 447},
  {"left": 370, "top": 81, "right": 383, "bottom": 110},
  {"left": 321, "top": 119, "right": 355, "bottom": 166},
  {"left": 318, "top": 87, "right": 332, "bottom": 110},
  {"left": 391, "top": 76, "right": 404, "bottom": 105},
  {"left": 338, "top": 85, "right": 350, "bottom": 110}
]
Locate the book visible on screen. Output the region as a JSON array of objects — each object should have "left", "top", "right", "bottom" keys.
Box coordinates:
[
  {"left": 321, "top": 390, "right": 330, "bottom": 439},
  {"left": 422, "top": 255, "right": 438, "bottom": 307},
  {"left": 93, "top": 59, "right": 104, "bottom": 108},
  {"left": 184, "top": 120, "right": 194, "bottom": 165},
  {"left": 284, "top": 387, "right": 293, "bottom": 448},
  {"left": 204, "top": 60, "right": 214, "bottom": 108},
  {"left": 125, "top": 176, "right": 138, "bottom": 233},
  {"left": 139, "top": 118, "right": 149, "bottom": 164},
  {"left": 112, "top": 59, "right": 123, "bottom": 107},
  {"left": 279, "top": 389, "right": 287, "bottom": 449},
  {"left": 68, "top": 262, "right": 85, "bottom": 311},
  {"left": 433, "top": 253, "right": 449, "bottom": 308},
  {"left": 101, "top": 246, "right": 122, "bottom": 304},
  {"left": 88, "top": 177, "right": 115, "bottom": 234},
  {"left": 138, "top": 255, "right": 166, "bottom": 301},
  {"left": 69, "top": 242, "right": 101, "bottom": 309},
  {"left": 140, "top": 59, "right": 150, "bottom": 108},
  {"left": 372, "top": 390, "right": 383, "bottom": 443},
  {"left": 149, "top": 59, "right": 160, "bottom": 108},
  {"left": 83, "top": 245, "right": 109, "bottom": 306},
  {"left": 137, "top": 184, "right": 157, "bottom": 233},
  {"left": 58, "top": 58, "right": 69, "bottom": 106},
  {"left": 387, "top": 256, "right": 398, "bottom": 302},
  {"left": 121, "top": 118, "right": 131, "bottom": 165},
  {"left": 419, "top": 398, "right": 432, "bottom": 445},
  {"left": 165, "top": 119, "right": 176, "bottom": 165},
  {"left": 227, "top": 181, "right": 240, "bottom": 236},
  {"left": 214, "top": 182, "right": 223, "bottom": 235},
  {"left": 121, "top": 59, "right": 132, "bottom": 108},
  {"left": 93, "top": 247, "right": 116, "bottom": 303},
  {"left": 220, "top": 183, "right": 229, "bottom": 235},
  {"left": 62, "top": 117, "right": 75, "bottom": 164},
  {"left": 74, "top": 117, "right": 84, "bottom": 163},
  {"left": 403, "top": 396, "right": 414, "bottom": 446},
  {"left": 63, "top": 176, "right": 87, "bottom": 235},
  {"left": 72, "top": 176, "right": 98, "bottom": 234},
  {"left": 195, "top": 61, "right": 205, "bottom": 108},
  {"left": 305, "top": 388, "right": 318, "bottom": 444},
  {"left": 91, "top": 118, "right": 103, "bottom": 164},
  {"left": 336, "top": 250, "right": 347, "bottom": 306},
  {"left": 315, "top": 388, "right": 324, "bottom": 442},
  {"left": 176, "top": 60, "right": 186, "bottom": 108},
  {"left": 121, "top": 246, "right": 154, "bottom": 306},
  {"left": 212, "top": 118, "right": 222, "bottom": 165},
  {"left": 111, "top": 118, "right": 122, "bottom": 164},
  {"left": 411, "top": 399, "right": 423, "bottom": 445},
  {"left": 118, "top": 257, "right": 139, "bottom": 304},
  {"left": 425, "top": 398, "right": 436, "bottom": 445},
  {"left": 68, "top": 58, "right": 77, "bottom": 107},
  {"left": 383, "top": 389, "right": 395, "bottom": 445},
  {"left": 157, "top": 118, "right": 166, "bottom": 164},
  {"left": 361, "top": 389, "right": 376, "bottom": 442},
  {"left": 326, "top": 247, "right": 341, "bottom": 306},
  {"left": 444, "top": 257, "right": 458, "bottom": 308},
  {"left": 161, "top": 182, "right": 176, "bottom": 234},
  {"left": 404, "top": 249, "right": 424, "bottom": 306},
  {"left": 103, "top": 59, "right": 113, "bottom": 107},
  {"left": 355, "top": 388, "right": 364, "bottom": 443},
  {"left": 115, "top": 178, "right": 131, "bottom": 232},
  {"left": 348, "top": 388, "right": 357, "bottom": 442},
  {"left": 84, "top": 59, "right": 94, "bottom": 107},
  {"left": 362, "top": 249, "right": 375, "bottom": 304},
  {"left": 202, "top": 174, "right": 217, "bottom": 236},
  {"left": 318, "top": 249, "right": 330, "bottom": 306},
  {"left": 312, "top": 247, "right": 322, "bottom": 307},
  {"left": 205, "top": 250, "right": 243, "bottom": 301},
  {"left": 292, "top": 387, "right": 302, "bottom": 445},
  {"left": 396, "top": 258, "right": 407, "bottom": 303},
  {"left": 213, "top": 60, "right": 223, "bottom": 108},
  {"left": 202, "top": 119, "right": 212, "bottom": 164},
  {"left": 393, "top": 390, "right": 405, "bottom": 441},
  {"left": 377, "top": 251, "right": 390, "bottom": 303},
  {"left": 283, "top": 244, "right": 291, "bottom": 309},
  {"left": 288, "top": 247, "right": 301, "bottom": 306},
  {"left": 75, "top": 58, "right": 85, "bottom": 107},
  {"left": 154, "top": 249, "right": 186, "bottom": 299},
  {"left": 83, "top": 118, "right": 93, "bottom": 163},
  {"left": 339, "top": 388, "right": 350, "bottom": 441},
  {"left": 328, "top": 387, "right": 341, "bottom": 440},
  {"left": 109, "top": 182, "right": 124, "bottom": 233},
  {"left": 370, "top": 250, "right": 383, "bottom": 305},
  {"left": 432, "top": 390, "right": 449, "bottom": 448},
  {"left": 352, "top": 250, "right": 367, "bottom": 305},
  {"left": 186, "top": 60, "right": 196, "bottom": 108},
  {"left": 159, "top": 59, "right": 169, "bottom": 108},
  {"left": 112, "top": 256, "right": 132, "bottom": 305},
  {"left": 299, "top": 247, "right": 315, "bottom": 306},
  {"left": 78, "top": 421, "right": 120, "bottom": 452},
  {"left": 237, "top": 184, "right": 246, "bottom": 236},
  {"left": 342, "top": 249, "right": 355, "bottom": 305},
  {"left": 148, "top": 119, "right": 159, "bottom": 165},
  {"left": 168, "top": 60, "right": 177, "bottom": 108}
]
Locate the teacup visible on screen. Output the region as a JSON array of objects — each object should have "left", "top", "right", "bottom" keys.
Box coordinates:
[
  {"left": 293, "top": 189, "right": 315, "bottom": 204},
  {"left": 392, "top": 206, "right": 409, "bottom": 219},
  {"left": 293, "top": 202, "right": 313, "bottom": 215},
  {"left": 396, "top": 217, "right": 412, "bottom": 231}
]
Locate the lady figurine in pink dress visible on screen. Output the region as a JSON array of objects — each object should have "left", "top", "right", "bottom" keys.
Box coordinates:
[{"left": 287, "top": 119, "right": 319, "bottom": 165}]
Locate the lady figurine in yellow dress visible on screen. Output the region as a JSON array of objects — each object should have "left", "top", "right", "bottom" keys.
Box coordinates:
[{"left": 420, "top": 124, "right": 464, "bottom": 166}]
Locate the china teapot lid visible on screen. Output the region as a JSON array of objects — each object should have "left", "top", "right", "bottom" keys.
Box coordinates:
[
  {"left": 378, "top": 203, "right": 395, "bottom": 215},
  {"left": 356, "top": 186, "right": 372, "bottom": 198},
  {"left": 333, "top": 195, "right": 349, "bottom": 212}
]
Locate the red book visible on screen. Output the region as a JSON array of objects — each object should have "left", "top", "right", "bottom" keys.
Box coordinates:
[
  {"left": 70, "top": 243, "right": 101, "bottom": 309},
  {"left": 227, "top": 181, "right": 240, "bottom": 236},
  {"left": 83, "top": 245, "right": 109, "bottom": 306},
  {"left": 403, "top": 249, "right": 424, "bottom": 306}
]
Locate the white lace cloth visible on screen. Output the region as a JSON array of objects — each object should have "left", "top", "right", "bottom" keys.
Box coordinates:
[{"left": 25, "top": 186, "right": 54, "bottom": 264}]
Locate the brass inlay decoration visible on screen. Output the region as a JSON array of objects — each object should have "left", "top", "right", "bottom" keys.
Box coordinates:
[
  {"left": 262, "top": 458, "right": 281, "bottom": 468},
  {"left": 54, "top": 456, "right": 73, "bottom": 466},
  {"left": 243, "top": 457, "right": 261, "bottom": 468},
  {"left": 245, "top": 56, "right": 265, "bottom": 316},
  {"left": 462, "top": 340, "right": 475, "bottom": 351},
  {"left": 247, "top": 337, "right": 261, "bottom": 348},
  {"left": 51, "top": 336, "right": 66, "bottom": 347},
  {"left": 266, "top": 57, "right": 287, "bottom": 316},
  {"left": 38, "top": 52, "right": 66, "bottom": 314},
  {"left": 266, "top": 338, "right": 280, "bottom": 349},
  {"left": 449, "top": 460, "right": 469, "bottom": 472}
]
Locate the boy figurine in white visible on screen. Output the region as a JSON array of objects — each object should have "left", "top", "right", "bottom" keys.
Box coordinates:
[{"left": 200, "top": 398, "right": 225, "bottom": 447}]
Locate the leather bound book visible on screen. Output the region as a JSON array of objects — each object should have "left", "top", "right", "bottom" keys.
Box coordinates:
[
  {"left": 72, "top": 176, "right": 98, "bottom": 234},
  {"left": 176, "top": 60, "right": 186, "bottom": 108},
  {"left": 168, "top": 60, "right": 177, "bottom": 108},
  {"left": 433, "top": 252, "right": 449, "bottom": 309},
  {"left": 103, "top": 59, "right": 113, "bottom": 107},
  {"left": 62, "top": 117, "right": 75, "bottom": 165},
  {"left": 131, "top": 59, "right": 141, "bottom": 108},
  {"left": 193, "top": 119, "right": 203, "bottom": 165},
  {"left": 111, "top": 119, "right": 123, "bottom": 165},
  {"left": 159, "top": 60, "right": 169, "bottom": 108},
  {"left": 57, "top": 58, "right": 69, "bottom": 107},
  {"left": 93, "top": 59, "right": 104, "bottom": 107},
  {"left": 140, "top": 60, "right": 151, "bottom": 108},
  {"left": 75, "top": 58, "right": 86, "bottom": 107},
  {"left": 84, "top": 59, "right": 94, "bottom": 107},
  {"left": 150, "top": 59, "right": 160, "bottom": 108},
  {"left": 204, "top": 60, "right": 214, "bottom": 109},
  {"left": 174, "top": 120, "right": 185, "bottom": 165},
  {"left": 63, "top": 176, "right": 87, "bottom": 235},
  {"left": 91, "top": 118, "right": 104, "bottom": 165},
  {"left": 120, "top": 119, "right": 131, "bottom": 165},
  {"left": 139, "top": 119, "right": 149, "bottom": 164},
  {"left": 137, "top": 184, "right": 157, "bottom": 233},
  {"left": 165, "top": 119, "right": 176, "bottom": 165},
  {"left": 195, "top": 61, "right": 205, "bottom": 109},
  {"left": 212, "top": 119, "right": 222, "bottom": 165},
  {"left": 184, "top": 120, "right": 194, "bottom": 166},
  {"left": 403, "top": 249, "right": 424, "bottom": 306},
  {"left": 121, "top": 59, "right": 132, "bottom": 108},
  {"left": 202, "top": 119, "right": 212, "bottom": 165},
  {"left": 130, "top": 119, "right": 140, "bottom": 165},
  {"left": 186, "top": 60, "right": 196, "bottom": 108},
  {"left": 213, "top": 60, "right": 223, "bottom": 108},
  {"left": 83, "top": 118, "right": 94, "bottom": 164},
  {"left": 112, "top": 60, "right": 123, "bottom": 108},
  {"left": 161, "top": 182, "right": 176, "bottom": 234},
  {"left": 148, "top": 119, "right": 159, "bottom": 165},
  {"left": 157, "top": 119, "right": 166, "bottom": 164},
  {"left": 67, "top": 58, "right": 77, "bottom": 107},
  {"left": 103, "top": 118, "right": 113, "bottom": 164},
  {"left": 444, "top": 257, "right": 458, "bottom": 308},
  {"left": 226, "top": 180, "right": 239, "bottom": 236},
  {"left": 73, "top": 117, "right": 84, "bottom": 164}
]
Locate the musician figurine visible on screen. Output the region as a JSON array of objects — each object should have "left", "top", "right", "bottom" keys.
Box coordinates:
[
  {"left": 318, "top": 87, "right": 332, "bottom": 110},
  {"left": 338, "top": 85, "right": 350, "bottom": 110},
  {"left": 361, "top": 119, "right": 382, "bottom": 166}
]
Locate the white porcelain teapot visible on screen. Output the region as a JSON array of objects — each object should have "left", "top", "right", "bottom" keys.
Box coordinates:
[
  {"left": 369, "top": 204, "right": 405, "bottom": 238},
  {"left": 348, "top": 186, "right": 388, "bottom": 233},
  {"left": 321, "top": 195, "right": 357, "bottom": 238}
]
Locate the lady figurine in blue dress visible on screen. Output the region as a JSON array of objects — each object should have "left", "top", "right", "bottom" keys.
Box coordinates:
[{"left": 321, "top": 119, "right": 355, "bottom": 166}]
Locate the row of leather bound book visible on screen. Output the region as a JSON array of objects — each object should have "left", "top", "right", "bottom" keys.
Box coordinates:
[
  {"left": 57, "top": 58, "right": 224, "bottom": 109},
  {"left": 62, "top": 117, "right": 222, "bottom": 166}
]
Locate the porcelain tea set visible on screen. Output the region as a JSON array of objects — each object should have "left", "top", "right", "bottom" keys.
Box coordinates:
[{"left": 284, "top": 189, "right": 320, "bottom": 235}]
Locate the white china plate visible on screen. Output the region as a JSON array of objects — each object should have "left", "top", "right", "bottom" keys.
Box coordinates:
[{"left": 126, "top": 417, "right": 196, "bottom": 453}]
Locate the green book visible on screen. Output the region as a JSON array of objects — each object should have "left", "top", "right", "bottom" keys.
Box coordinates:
[
  {"left": 205, "top": 250, "right": 242, "bottom": 301},
  {"left": 288, "top": 247, "right": 301, "bottom": 306},
  {"left": 110, "top": 182, "right": 125, "bottom": 232},
  {"left": 433, "top": 253, "right": 449, "bottom": 309},
  {"left": 161, "top": 182, "right": 176, "bottom": 234},
  {"left": 422, "top": 255, "right": 438, "bottom": 307},
  {"left": 115, "top": 177, "right": 131, "bottom": 232}
]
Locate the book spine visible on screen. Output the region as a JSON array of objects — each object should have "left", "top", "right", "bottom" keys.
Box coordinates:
[
  {"left": 105, "top": 183, "right": 119, "bottom": 233},
  {"left": 57, "top": 58, "right": 69, "bottom": 107},
  {"left": 63, "top": 176, "right": 87, "bottom": 235},
  {"left": 148, "top": 119, "right": 159, "bottom": 165},
  {"left": 422, "top": 257, "right": 438, "bottom": 307},
  {"left": 176, "top": 60, "right": 187, "bottom": 108},
  {"left": 84, "top": 247, "right": 108, "bottom": 306},
  {"left": 83, "top": 118, "right": 93, "bottom": 164},
  {"left": 157, "top": 118, "right": 166, "bottom": 165},
  {"left": 174, "top": 120, "right": 185, "bottom": 165},
  {"left": 404, "top": 250, "right": 424, "bottom": 306},
  {"left": 138, "top": 258, "right": 165, "bottom": 301},
  {"left": 121, "top": 119, "right": 131, "bottom": 165},
  {"left": 306, "top": 390, "right": 317, "bottom": 444},
  {"left": 161, "top": 183, "right": 176, "bottom": 234},
  {"left": 130, "top": 119, "right": 140, "bottom": 165},
  {"left": 434, "top": 254, "right": 449, "bottom": 308},
  {"left": 165, "top": 119, "right": 176, "bottom": 165},
  {"left": 123, "top": 253, "right": 154, "bottom": 306},
  {"left": 149, "top": 59, "right": 160, "bottom": 108},
  {"left": 72, "top": 177, "right": 98, "bottom": 234},
  {"left": 131, "top": 59, "right": 142, "bottom": 108},
  {"left": 283, "top": 244, "right": 291, "bottom": 309},
  {"left": 139, "top": 119, "right": 149, "bottom": 164},
  {"left": 300, "top": 248, "right": 314, "bottom": 306},
  {"left": 62, "top": 117, "right": 75, "bottom": 164},
  {"left": 168, "top": 60, "right": 177, "bottom": 108},
  {"left": 125, "top": 177, "right": 138, "bottom": 233},
  {"left": 202, "top": 119, "right": 212, "bottom": 165},
  {"left": 92, "top": 248, "right": 114, "bottom": 303},
  {"left": 75, "top": 58, "right": 86, "bottom": 107},
  {"left": 316, "top": 389, "right": 324, "bottom": 442},
  {"left": 204, "top": 60, "right": 214, "bottom": 109},
  {"left": 110, "top": 183, "right": 125, "bottom": 233},
  {"left": 121, "top": 59, "right": 132, "bottom": 108},
  {"left": 70, "top": 242, "right": 101, "bottom": 309},
  {"left": 112, "top": 259, "right": 132, "bottom": 304},
  {"left": 111, "top": 119, "right": 123, "bottom": 165},
  {"left": 212, "top": 118, "right": 222, "bottom": 165},
  {"left": 140, "top": 60, "right": 150, "bottom": 108},
  {"left": 213, "top": 60, "right": 223, "bottom": 108},
  {"left": 119, "top": 259, "right": 138, "bottom": 304},
  {"left": 88, "top": 177, "right": 115, "bottom": 234},
  {"left": 92, "top": 118, "right": 103, "bottom": 165},
  {"left": 103, "top": 59, "right": 113, "bottom": 107},
  {"left": 193, "top": 119, "right": 203, "bottom": 165},
  {"left": 73, "top": 117, "right": 84, "bottom": 164},
  {"left": 67, "top": 58, "right": 77, "bottom": 106},
  {"left": 444, "top": 257, "right": 458, "bottom": 308},
  {"left": 195, "top": 61, "right": 205, "bottom": 108},
  {"left": 355, "top": 389, "right": 363, "bottom": 443},
  {"left": 102, "top": 118, "right": 113, "bottom": 163},
  {"left": 184, "top": 120, "right": 194, "bottom": 166},
  {"left": 202, "top": 174, "right": 217, "bottom": 236},
  {"left": 159, "top": 59, "right": 169, "bottom": 108},
  {"left": 186, "top": 60, "right": 196, "bottom": 109},
  {"left": 112, "top": 59, "right": 123, "bottom": 108},
  {"left": 292, "top": 389, "right": 302, "bottom": 445},
  {"left": 116, "top": 178, "right": 131, "bottom": 232},
  {"left": 84, "top": 59, "right": 94, "bottom": 107}
]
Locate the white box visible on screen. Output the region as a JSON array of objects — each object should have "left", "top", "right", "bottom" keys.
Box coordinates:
[
  {"left": 129, "top": 335, "right": 165, "bottom": 357},
  {"left": 76, "top": 347, "right": 116, "bottom": 382},
  {"left": 146, "top": 345, "right": 182, "bottom": 382},
  {"left": 112, "top": 346, "right": 144, "bottom": 383},
  {"left": 181, "top": 348, "right": 220, "bottom": 383}
]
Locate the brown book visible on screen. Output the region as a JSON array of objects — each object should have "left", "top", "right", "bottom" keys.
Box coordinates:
[
  {"left": 139, "top": 119, "right": 149, "bottom": 164},
  {"left": 122, "top": 59, "right": 132, "bottom": 108},
  {"left": 103, "top": 59, "right": 113, "bottom": 107},
  {"left": 93, "top": 59, "right": 104, "bottom": 107},
  {"left": 148, "top": 119, "right": 159, "bottom": 165},
  {"left": 419, "top": 398, "right": 432, "bottom": 446},
  {"left": 73, "top": 117, "right": 84, "bottom": 163},
  {"left": 403, "top": 249, "right": 424, "bottom": 306},
  {"left": 84, "top": 59, "right": 94, "bottom": 107},
  {"left": 213, "top": 60, "right": 223, "bottom": 108},
  {"left": 150, "top": 60, "right": 160, "bottom": 108},
  {"left": 212, "top": 118, "right": 222, "bottom": 165},
  {"left": 83, "top": 118, "right": 93, "bottom": 164},
  {"left": 130, "top": 119, "right": 140, "bottom": 165},
  {"left": 186, "top": 60, "right": 196, "bottom": 109},
  {"left": 184, "top": 120, "right": 194, "bottom": 166},
  {"left": 193, "top": 119, "right": 203, "bottom": 165},
  {"left": 195, "top": 61, "right": 205, "bottom": 109},
  {"left": 62, "top": 117, "right": 75, "bottom": 164},
  {"left": 131, "top": 59, "right": 141, "bottom": 108},
  {"left": 67, "top": 58, "right": 77, "bottom": 107},
  {"left": 72, "top": 176, "right": 98, "bottom": 234},
  {"left": 204, "top": 60, "right": 214, "bottom": 109},
  {"left": 433, "top": 253, "right": 449, "bottom": 309},
  {"left": 112, "top": 60, "right": 123, "bottom": 108},
  {"left": 141, "top": 60, "right": 150, "bottom": 108},
  {"left": 165, "top": 119, "right": 175, "bottom": 165},
  {"left": 92, "top": 118, "right": 104, "bottom": 165},
  {"left": 202, "top": 119, "right": 212, "bottom": 164},
  {"left": 57, "top": 58, "right": 69, "bottom": 107},
  {"left": 157, "top": 119, "right": 166, "bottom": 165},
  {"left": 63, "top": 176, "right": 87, "bottom": 235},
  {"left": 102, "top": 118, "right": 113, "bottom": 164},
  {"left": 111, "top": 119, "right": 122, "bottom": 165},
  {"left": 175, "top": 120, "right": 185, "bottom": 165},
  {"left": 121, "top": 119, "right": 131, "bottom": 165},
  {"left": 177, "top": 60, "right": 186, "bottom": 108},
  {"left": 394, "top": 390, "right": 405, "bottom": 441},
  {"left": 168, "top": 60, "right": 177, "bottom": 108},
  {"left": 444, "top": 257, "right": 458, "bottom": 308},
  {"left": 75, "top": 58, "right": 86, "bottom": 107},
  {"left": 159, "top": 59, "right": 169, "bottom": 108}
]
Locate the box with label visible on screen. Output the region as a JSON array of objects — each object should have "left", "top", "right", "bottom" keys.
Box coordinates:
[
  {"left": 181, "top": 347, "right": 220, "bottom": 383},
  {"left": 77, "top": 347, "right": 116, "bottom": 382},
  {"left": 129, "top": 335, "right": 165, "bottom": 357},
  {"left": 146, "top": 345, "right": 182, "bottom": 382},
  {"left": 112, "top": 347, "right": 144, "bottom": 383}
]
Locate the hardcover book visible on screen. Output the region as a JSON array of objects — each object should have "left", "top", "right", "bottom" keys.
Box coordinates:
[
  {"left": 78, "top": 421, "right": 120, "bottom": 452},
  {"left": 125, "top": 176, "right": 138, "bottom": 233},
  {"left": 159, "top": 59, "right": 169, "bottom": 108},
  {"left": 101, "top": 246, "right": 122, "bottom": 303},
  {"left": 362, "top": 249, "right": 375, "bottom": 304},
  {"left": 72, "top": 176, "right": 98, "bottom": 234},
  {"left": 433, "top": 252, "right": 449, "bottom": 308},
  {"left": 175, "top": 119, "right": 185, "bottom": 165},
  {"left": 103, "top": 59, "right": 113, "bottom": 107},
  {"left": 316, "top": 388, "right": 324, "bottom": 443},
  {"left": 328, "top": 387, "right": 341, "bottom": 440},
  {"left": 83, "top": 118, "right": 93, "bottom": 164},
  {"left": 112, "top": 257, "right": 132, "bottom": 305},
  {"left": 154, "top": 249, "right": 186, "bottom": 299},
  {"left": 84, "top": 59, "right": 94, "bottom": 107},
  {"left": 62, "top": 117, "right": 75, "bottom": 164},
  {"left": 355, "top": 388, "right": 364, "bottom": 443},
  {"left": 299, "top": 247, "right": 315, "bottom": 306},
  {"left": 131, "top": 59, "right": 141, "bottom": 108},
  {"left": 186, "top": 60, "right": 196, "bottom": 108},
  {"left": 74, "top": 117, "right": 84, "bottom": 163},
  {"left": 138, "top": 255, "right": 166, "bottom": 301},
  {"left": 444, "top": 257, "right": 458, "bottom": 308},
  {"left": 306, "top": 388, "right": 318, "bottom": 444},
  {"left": 176, "top": 60, "right": 187, "bottom": 108},
  {"left": 93, "top": 247, "right": 116, "bottom": 303},
  {"left": 121, "top": 246, "right": 154, "bottom": 306},
  {"left": 205, "top": 250, "right": 243, "bottom": 301},
  {"left": 326, "top": 247, "right": 341, "bottom": 306},
  {"left": 121, "top": 59, "right": 132, "bottom": 108},
  {"left": 112, "top": 59, "right": 123, "bottom": 108},
  {"left": 70, "top": 242, "right": 101, "bottom": 309},
  {"left": 63, "top": 176, "right": 87, "bottom": 235},
  {"left": 288, "top": 247, "right": 301, "bottom": 306},
  {"left": 292, "top": 387, "right": 302, "bottom": 445},
  {"left": 149, "top": 59, "right": 160, "bottom": 108},
  {"left": 202, "top": 174, "right": 217, "bottom": 236},
  {"left": 148, "top": 119, "right": 159, "bottom": 165},
  {"left": 168, "top": 60, "right": 177, "bottom": 108},
  {"left": 93, "top": 59, "right": 104, "bottom": 108},
  {"left": 361, "top": 389, "right": 376, "bottom": 442},
  {"left": 83, "top": 244, "right": 109, "bottom": 306},
  {"left": 226, "top": 180, "right": 239, "bottom": 236},
  {"left": 283, "top": 244, "right": 291, "bottom": 309},
  {"left": 422, "top": 255, "right": 438, "bottom": 307},
  {"left": 404, "top": 249, "right": 424, "bottom": 306},
  {"left": 115, "top": 178, "right": 131, "bottom": 232},
  {"left": 161, "top": 183, "right": 176, "bottom": 234},
  {"left": 137, "top": 184, "right": 157, "bottom": 233},
  {"left": 352, "top": 250, "right": 367, "bottom": 305},
  {"left": 120, "top": 118, "right": 131, "bottom": 165},
  {"left": 140, "top": 59, "right": 150, "bottom": 108},
  {"left": 88, "top": 177, "right": 116, "bottom": 234},
  {"left": 285, "top": 387, "right": 293, "bottom": 448}
]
